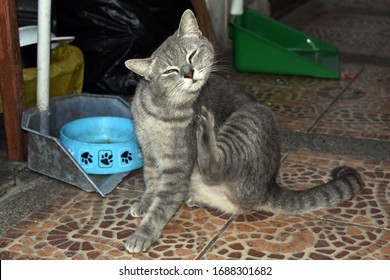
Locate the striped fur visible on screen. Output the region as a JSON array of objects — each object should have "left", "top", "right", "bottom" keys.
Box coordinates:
[{"left": 123, "top": 10, "right": 364, "bottom": 253}]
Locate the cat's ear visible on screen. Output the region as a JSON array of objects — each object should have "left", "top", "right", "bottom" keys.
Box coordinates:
[
  {"left": 125, "top": 58, "right": 153, "bottom": 80},
  {"left": 177, "top": 9, "right": 202, "bottom": 38}
]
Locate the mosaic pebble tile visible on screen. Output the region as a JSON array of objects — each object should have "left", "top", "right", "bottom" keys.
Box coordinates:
[
  {"left": 228, "top": 48, "right": 390, "bottom": 140},
  {"left": 226, "top": 58, "right": 369, "bottom": 133},
  {"left": 0, "top": 171, "right": 232, "bottom": 260},
  {"left": 312, "top": 66, "right": 390, "bottom": 141},
  {"left": 227, "top": 71, "right": 352, "bottom": 90},
  {"left": 201, "top": 214, "right": 390, "bottom": 260},
  {"left": 1, "top": 150, "right": 388, "bottom": 260},
  {"left": 278, "top": 150, "right": 390, "bottom": 229},
  {"left": 227, "top": 72, "right": 354, "bottom": 132},
  {"left": 201, "top": 150, "right": 389, "bottom": 260}
]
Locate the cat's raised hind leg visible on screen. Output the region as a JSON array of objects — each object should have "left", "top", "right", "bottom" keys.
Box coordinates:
[{"left": 196, "top": 106, "right": 222, "bottom": 184}]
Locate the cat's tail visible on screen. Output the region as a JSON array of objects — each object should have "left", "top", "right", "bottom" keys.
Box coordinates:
[{"left": 266, "top": 166, "right": 364, "bottom": 214}]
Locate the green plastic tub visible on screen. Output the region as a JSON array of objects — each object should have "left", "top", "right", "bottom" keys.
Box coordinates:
[{"left": 230, "top": 8, "right": 340, "bottom": 79}]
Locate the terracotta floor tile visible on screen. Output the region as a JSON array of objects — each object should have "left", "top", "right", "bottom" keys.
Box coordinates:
[
  {"left": 130, "top": 206, "right": 232, "bottom": 260},
  {"left": 227, "top": 71, "right": 351, "bottom": 90},
  {"left": 201, "top": 213, "right": 390, "bottom": 260},
  {"left": 312, "top": 66, "right": 390, "bottom": 140},
  {"left": 279, "top": 150, "right": 389, "bottom": 229},
  {"left": 0, "top": 152, "right": 388, "bottom": 261},
  {"left": 0, "top": 171, "right": 232, "bottom": 260},
  {"left": 227, "top": 73, "right": 349, "bottom": 132},
  {"left": 226, "top": 61, "right": 368, "bottom": 133}
]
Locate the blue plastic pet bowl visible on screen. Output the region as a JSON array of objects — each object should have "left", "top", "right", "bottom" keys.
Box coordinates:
[{"left": 59, "top": 116, "right": 143, "bottom": 175}]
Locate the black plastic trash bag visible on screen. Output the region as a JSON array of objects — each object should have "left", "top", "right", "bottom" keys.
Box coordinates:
[{"left": 56, "top": 0, "right": 193, "bottom": 95}]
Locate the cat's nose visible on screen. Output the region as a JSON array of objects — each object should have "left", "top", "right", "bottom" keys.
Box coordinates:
[
  {"left": 181, "top": 65, "right": 194, "bottom": 79},
  {"left": 184, "top": 69, "right": 194, "bottom": 79}
]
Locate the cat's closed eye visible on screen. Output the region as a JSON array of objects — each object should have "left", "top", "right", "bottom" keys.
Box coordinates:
[
  {"left": 188, "top": 50, "right": 197, "bottom": 64},
  {"left": 162, "top": 68, "right": 179, "bottom": 75}
]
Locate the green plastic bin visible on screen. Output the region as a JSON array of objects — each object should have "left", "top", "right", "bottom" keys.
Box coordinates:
[{"left": 230, "top": 8, "right": 340, "bottom": 79}]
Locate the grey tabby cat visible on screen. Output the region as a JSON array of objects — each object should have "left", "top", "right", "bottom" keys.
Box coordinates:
[{"left": 124, "top": 10, "right": 364, "bottom": 253}]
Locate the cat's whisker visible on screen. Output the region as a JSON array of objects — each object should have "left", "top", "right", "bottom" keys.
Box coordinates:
[
  {"left": 209, "top": 60, "right": 235, "bottom": 74},
  {"left": 212, "top": 56, "right": 233, "bottom": 66}
]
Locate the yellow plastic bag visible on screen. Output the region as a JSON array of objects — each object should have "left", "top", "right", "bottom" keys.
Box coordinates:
[{"left": 0, "top": 44, "right": 84, "bottom": 113}]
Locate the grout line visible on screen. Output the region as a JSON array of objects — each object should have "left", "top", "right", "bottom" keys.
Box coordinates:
[
  {"left": 195, "top": 215, "right": 237, "bottom": 260},
  {"left": 297, "top": 214, "right": 390, "bottom": 232},
  {"left": 280, "top": 151, "right": 289, "bottom": 161},
  {"left": 306, "top": 33, "right": 390, "bottom": 135},
  {"left": 306, "top": 66, "right": 366, "bottom": 133},
  {"left": 280, "top": 129, "right": 390, "bottom": 161}
]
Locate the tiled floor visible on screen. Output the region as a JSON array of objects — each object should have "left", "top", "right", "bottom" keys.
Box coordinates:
[{"left": 0, "top": 0, "right": 389, "bottom": 259}]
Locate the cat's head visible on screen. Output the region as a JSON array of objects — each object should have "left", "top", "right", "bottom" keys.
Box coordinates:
[{"left": 125, "top": 9, "right": 214, "bottom": 96}]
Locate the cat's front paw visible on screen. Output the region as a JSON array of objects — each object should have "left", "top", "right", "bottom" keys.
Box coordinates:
[
  {"left": 129, "top": 200, "right": 149, "bottom": 218},
  {"left": 197, "top": 106, "right": 215, "bottom": 142},
  {"left": 185, "top": 197, "right": 200, "bottom": 208},
  {"left": 125, "top": 232, "right": 153, "bottom": 253}
]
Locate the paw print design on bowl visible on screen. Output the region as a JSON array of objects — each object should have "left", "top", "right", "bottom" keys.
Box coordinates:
[
  {"left": 119, "top": 149, "right": 133, "bottom": 167},
  {"left": 99, "top": 150, "right": 114, "bottom": 168},
  {"left": 79, "top": 150, "right": 93, "bottom": 168}
]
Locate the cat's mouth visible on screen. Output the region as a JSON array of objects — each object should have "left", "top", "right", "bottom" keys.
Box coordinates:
[{"left": 188, "top": 79, "right": 204, "bottom": 91}]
